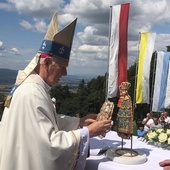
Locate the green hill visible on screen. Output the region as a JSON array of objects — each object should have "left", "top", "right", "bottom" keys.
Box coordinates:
[{"left": 0, "top": 69, "right": 18, "bottom": 84}]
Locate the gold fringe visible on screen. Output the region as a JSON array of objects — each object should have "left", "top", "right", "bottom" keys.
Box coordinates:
[{"left": 4, "top": 95, "right": 12, "bottom": 108}]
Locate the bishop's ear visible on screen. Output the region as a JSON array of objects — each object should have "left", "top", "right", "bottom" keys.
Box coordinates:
[{"left": 44, "top": 57, "right": 52, "bottom": 66}]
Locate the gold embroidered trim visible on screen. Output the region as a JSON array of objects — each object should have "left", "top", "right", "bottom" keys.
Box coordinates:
[{"left": 4, "top": 95, "right": 12, "bottom": 108}]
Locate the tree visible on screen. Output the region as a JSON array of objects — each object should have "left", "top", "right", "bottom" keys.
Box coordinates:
[
  {"left": 0, "top": 92, "right": 6, "bottom": 102},
  {"left": 49, "top": 57, "right": 157, "bottom": 122},
  {"left": 50, "top": 84, "right": 73, "bottom": 114}
]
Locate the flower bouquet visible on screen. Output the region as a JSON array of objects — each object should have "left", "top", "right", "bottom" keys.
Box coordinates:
[{"left": 142, "top": 128, "right": 170, "bottom": 148}]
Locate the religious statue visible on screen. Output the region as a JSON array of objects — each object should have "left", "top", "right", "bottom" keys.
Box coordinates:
[
  {"left": 96, "top": 100, "right": 114, "bottom": 121},
  {"left": 96, "top": 100, "right": 114, "bottom": 138},
  {"left": 116, "top": 82, "right": 133, "bottom": 139}
]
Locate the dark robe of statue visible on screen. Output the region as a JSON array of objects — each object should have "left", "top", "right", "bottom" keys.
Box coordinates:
[{"left": 117, "top": 82, "right": 133, "bottom": 139}]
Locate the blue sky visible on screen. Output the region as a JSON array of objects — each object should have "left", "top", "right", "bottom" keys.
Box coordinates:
[{"left": 1, "top": 0, "right": 170, "bottom": 76}]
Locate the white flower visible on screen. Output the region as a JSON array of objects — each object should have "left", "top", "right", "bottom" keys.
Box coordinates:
[
  {"left": 166, "top": 129, "right": 170, "bottom": 135},
  {"left": 158, "top": 133, "right": 168, "bottom": 143},
  {"left": 143, "top": 128, "right": 170, "bottom": 148},
  {"left": 168, "top": 137, "right": 170, "bottom": 145},
  {"left": 156, "top": 129, "right": 164, "bottom": 133},
  {"left": 147, "top": 131, "right": 157, "bottom": 140}
]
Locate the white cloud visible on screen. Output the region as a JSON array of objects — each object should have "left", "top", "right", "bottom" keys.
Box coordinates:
[
  {"left": 154, "top": 34, "right": 170, "bottom": 51},
  {"left": 10, "top": 48, "right": 20, "bottom": 54},
  {"left": 79, "top": 44, "right": 106, "bottom": 53},
  {"left": 0, "top": 41, "right": 4, "bottom": 50},
  {"left": 77, "top": 26, "right": 108, "bottom": 45},
  {"left": 20, "top": 18, "right": 48, "bottom": 33},
  {"left": 0, "top": 40, "right": 21, "bottom": 57},
  {"left": 0, "top": 2, "right": 13, "bottom": 11},
  {"left": 59, "top": 13, "right": 76, "bottom": 26},
  {"left": 33, "top": 18, "right": 48, "bottom": 33},
  {"left": 20, "top": 20, "right": 33, "bottom": 30},
  {"left": 1, "top": 0, "right": 170, "bottom": 75},
  {"left": 8, "top": 0, "right": 64, "bottom": 17}
]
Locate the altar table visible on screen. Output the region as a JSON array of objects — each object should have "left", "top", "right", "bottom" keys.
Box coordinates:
[{"left": 85, "top": 131, "right": 169, "bottom": 170}]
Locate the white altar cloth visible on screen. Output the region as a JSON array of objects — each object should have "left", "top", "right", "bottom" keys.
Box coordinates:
[{"left": 85, "top": 130, "right": 169, "bottom": 170}]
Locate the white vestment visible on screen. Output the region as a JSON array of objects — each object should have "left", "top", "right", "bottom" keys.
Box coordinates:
[{"left": 0, "top": 73, "right": 87, "bottom": 170}]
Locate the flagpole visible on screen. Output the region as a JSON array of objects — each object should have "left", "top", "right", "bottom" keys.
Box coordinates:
[
  {"left": 132, "top": 32, "right": 141, "bottom": 118},
  {"left": 105, "top": 6, "right": 112, "bottom": 101},
  {"left": 150, "top": 52, "right": 157, "bottom": 112}
]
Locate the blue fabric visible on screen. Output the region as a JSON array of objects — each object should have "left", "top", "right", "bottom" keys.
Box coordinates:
[
  {"left": 39, "top": 40, "right": 71, "bottom": 60},
  {"left": 158, "top": 52, "right": 170, "bottom": 111},
  {"left": 137, "top": 129, "right": 147, "bottom": 137},
  {"left": 9, "top": 85, "right": 18, "bottom": 96}
]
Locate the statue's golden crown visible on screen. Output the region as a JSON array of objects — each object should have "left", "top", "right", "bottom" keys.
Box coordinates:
[{"left": 119, "top": 82, "right": 131, "bottom": 90}]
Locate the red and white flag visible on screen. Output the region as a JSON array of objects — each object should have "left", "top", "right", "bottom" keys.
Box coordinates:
[{"left": 107, "top": 3, "right": 130, "bottom": 98}]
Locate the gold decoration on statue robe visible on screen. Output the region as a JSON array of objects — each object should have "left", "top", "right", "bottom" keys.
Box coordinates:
[
  {"left": 116, "top": 82, "right": 133, "bottom": 139},
  {"left": 96, "top": 100, "right": 114, "bottom": 121}
]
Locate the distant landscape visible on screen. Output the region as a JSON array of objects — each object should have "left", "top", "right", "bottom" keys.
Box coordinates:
[
  {"left": 0, "top": 69, "right": 18, "bottom": 85},
  {"left": 0, "top": 68, "right": 98, "bottom": 95}
]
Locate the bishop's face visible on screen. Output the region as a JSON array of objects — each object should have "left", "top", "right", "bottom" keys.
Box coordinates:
[{"left": 43, "top": 57, "right": 68, "bottom": 86}]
